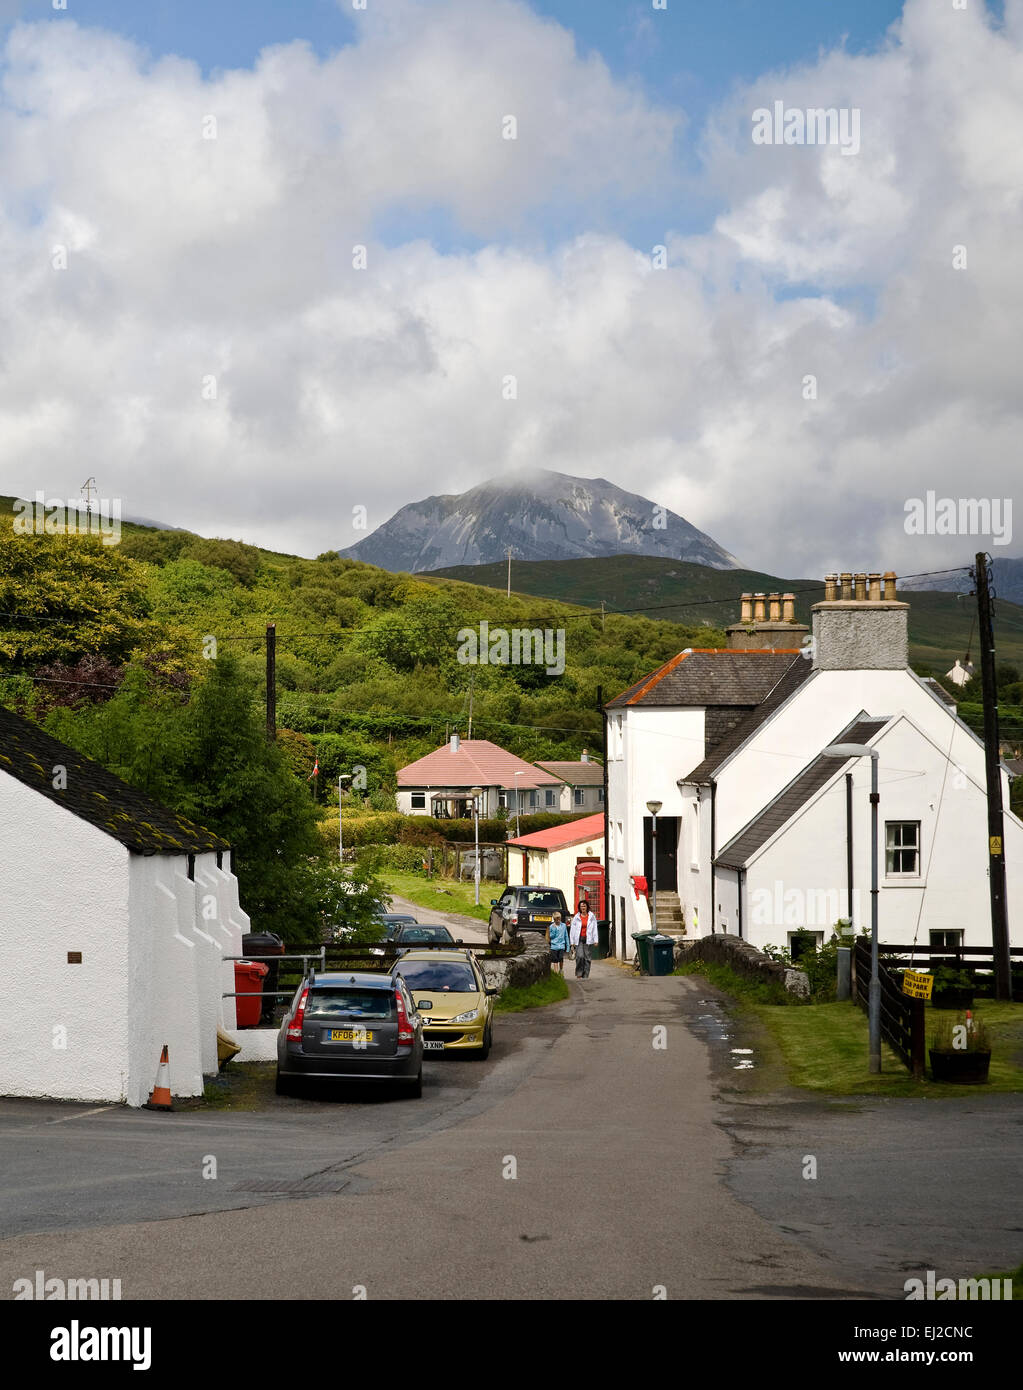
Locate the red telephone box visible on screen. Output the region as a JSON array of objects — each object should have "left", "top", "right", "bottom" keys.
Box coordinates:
[{"left": 573, "top": 858, "right": 605, "bottom": 918}]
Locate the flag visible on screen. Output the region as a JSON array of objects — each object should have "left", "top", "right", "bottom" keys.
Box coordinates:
[{"left": 307, "top": 758, "right": 319, "bottom": 781}]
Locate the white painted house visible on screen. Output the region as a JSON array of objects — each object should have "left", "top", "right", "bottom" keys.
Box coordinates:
[
  {"left": 0, "top": 704, "right": 248, "bottom": 1106},
  {"left": 533, "top": 752, "right": 605, "bottom": 814},
  {"left": 606, "top": 575, "right": 1023, "bottom": 960},
  {"left": 505, "top": 812, "right": 606, "bottom": 912},
  {"left": 396, "top": 735, "right": 561, "bottom": 817}
]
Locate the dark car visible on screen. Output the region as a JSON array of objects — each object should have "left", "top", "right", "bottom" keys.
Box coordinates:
[
  {"left": 369, "top": 923, "right": 458, "bottom": 958},
  {"left": 275, "top": 971, "right": 424, "bottom": 1098},
  {"left": 488, "top": 885, "right": 570, "bottom": 945}
]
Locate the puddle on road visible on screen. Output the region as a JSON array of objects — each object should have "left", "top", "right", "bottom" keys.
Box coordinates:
[{"left": 688, "top": 1000, "right": 758, "bottom": 1071}]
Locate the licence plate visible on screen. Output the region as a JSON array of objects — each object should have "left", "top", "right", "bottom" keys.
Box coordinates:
[
  {"left": 329, "top": 1029, "right": 374, "bottom": 1042},
  {"left": 424, "top": 1040, "right": 446, "bottom": 1051},
  {"left": 534, "top": 915, "right": 552, "bottom": 922}
]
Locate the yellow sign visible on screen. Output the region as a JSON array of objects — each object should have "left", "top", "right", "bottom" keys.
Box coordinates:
[
  {"left": 902, "top": 970, "right": 934, "bottom": 1000},
  {"left": 990, "top": 836, "right": 1003, "bottom": 856}
]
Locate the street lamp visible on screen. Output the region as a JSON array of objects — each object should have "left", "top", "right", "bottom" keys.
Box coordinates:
[
  {"left": 646, "top": 800, "right": 662, "bottom": 937},
  {"left": 822, "top": 743, "right": 881, "bottom": 1074},
  {"left": 337, "top": 773, "right": 352, "bottom": 861},
  {"left": 470, "top": 785, "right": 483, "bottom": 906},
  {"left": 513, "top": 770, "right": 523, "bottom": 838}
]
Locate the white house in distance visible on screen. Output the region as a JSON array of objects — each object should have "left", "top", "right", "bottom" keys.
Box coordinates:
[
  {"left": 606, "top": 575, "right": 1023, "bottom": 960},
  {"left": 533, "top": 751, "right": 605, "bottom": 813},
  {"left": 396, "top": 735, "right": 562, "bottom": 817},
  {"left": 505, "top": 812, "right": 606, "bottom": 915},
  {"left": 0, "top": 704, "right": 247, "bottom": 1106}
]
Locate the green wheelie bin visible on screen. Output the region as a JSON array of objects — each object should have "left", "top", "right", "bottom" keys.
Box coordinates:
[{"left": 631, "top": 930, "right": 654, "bottom": 974}]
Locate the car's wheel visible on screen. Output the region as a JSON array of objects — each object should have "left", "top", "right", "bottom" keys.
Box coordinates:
[
  {"left": 406, "top": 1069, "right": 423, "bottom": 1099},
  {"left": 275, "top": 1070, "right": 293, "bottom": 1097},
  {"left": 477, "top": 1024, "right": 492, "bottom": 1060},
  {"left": 487, "top": 920, "right": 502, "bottom": 946}
]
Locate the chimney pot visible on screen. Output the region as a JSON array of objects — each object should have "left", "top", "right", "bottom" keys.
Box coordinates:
[
  {"left": 768, "top": 592, "right": 782, "bottom": 621},
  {"left": 854, "top": 574, "right": 867, "bottom": 601},
  {"left": 883, "top": 571, "right": 897, "bottom": 600},
  {"left": 840, "top": 572, "right": 853, "bottom": 601},
  {"left": 824, "top": 574, "right": 837, "bottom": 602},
  {"left": 753, "top": 592, "right": 766, "bottom": 621},
  {"left": 868, "top": 572, "right": 881, "bottom": 602},
  {"left": 782, "top": 593, "right": 796, "bottom": 622},
  {"left": 740, "top": 593, "right": 753, "bottom": 622}
]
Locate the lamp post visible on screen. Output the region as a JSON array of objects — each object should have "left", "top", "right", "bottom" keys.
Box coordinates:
[
  {"left": 646, "top": 800, "right": 662, "bottom": 937},
  {"left": 513, "top": 771, "right": 523, "bottom": 838},
  {"left": 822, "top": 743, "right": 881, "bottom": 1074},
  {"left": 337, "top": 773, "right": 352, "bottom": 861},
  {"left": 471, "top": 785, "right": 483, "bottom": 906}
]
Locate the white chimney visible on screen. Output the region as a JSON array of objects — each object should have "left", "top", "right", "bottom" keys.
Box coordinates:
[
  {"left": 811, "top": 568, "right": 908, "bottom": 670},
  {"left": 450, "top": 733, "right": 460, "bottom": 752},
  {"left": 580, "top": 749, "right": 589, "bottom": 763}
]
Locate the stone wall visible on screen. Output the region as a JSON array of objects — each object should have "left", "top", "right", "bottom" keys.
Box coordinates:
[
  {"left": 479, "top": 931, "right": 550, "bottom": 993},
  {"left": 677, "top": 932, "right": 809, "bottom": 997}
]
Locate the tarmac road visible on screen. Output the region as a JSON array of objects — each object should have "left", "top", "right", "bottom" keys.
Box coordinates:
[{"left": 0, "top": 961, "right": 1018, "bottom": 1300}]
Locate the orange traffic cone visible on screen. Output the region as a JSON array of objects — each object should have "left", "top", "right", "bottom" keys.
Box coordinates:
[{"left": 145, "top": 1045, "right": 173, "bottom": 1111}]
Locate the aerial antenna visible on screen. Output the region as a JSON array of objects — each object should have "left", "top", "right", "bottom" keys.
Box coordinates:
[{"left": 80, "top": 477, "right": 97, "bottom": 515}]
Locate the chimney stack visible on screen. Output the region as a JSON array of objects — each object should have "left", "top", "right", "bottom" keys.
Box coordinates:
[
  {"left": 782, "top": 593, "right": 796, "bottom": 622},
  {"left": 450, "top": 733, "right": 460, "bottom": 753},
  {"left": 581, "top": 749, "right": 590, "bottom": 763},
  {"left": 726, "top": 587, "right": 808, "bottom": 651},
  {"left": 753, "top": 593, "right": 766, "bottom": 621},
  {"left": 811, "top": 567, "right": 908, "bottom": 670}
]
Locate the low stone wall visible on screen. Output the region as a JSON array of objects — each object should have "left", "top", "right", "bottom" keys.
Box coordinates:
[
  {"left": 677, "top": 932, "right": 809, "bottom": 997},
  {"left": 479, "top": 931, "right": 550, "bottom": 993}
]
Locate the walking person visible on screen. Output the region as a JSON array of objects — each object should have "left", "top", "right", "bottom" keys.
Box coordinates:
[
  {"left": 570, "top": 900, "right": 598, "bottom": 979},
  {"left": 547, "top": 911, "right": 570, "bottom": 975}
]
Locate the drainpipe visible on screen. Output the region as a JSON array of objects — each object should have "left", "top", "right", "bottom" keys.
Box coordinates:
[
  {"left": 737, "top": 868, "right": 744, "bottom": 940},
  {"left": 709, "top": 779, "right": 717, "bottom": 936},
  {"left": 598, "top": 685, "right": 612, "bottom": 955},
  {"left": 846, "top": 772, "right": 854, "bottom": 920}
]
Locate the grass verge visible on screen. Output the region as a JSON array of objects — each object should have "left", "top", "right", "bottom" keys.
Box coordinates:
[
  {"left": 495, "top": 973, "right": 570, "bottom": 1013},
  {"left": 380, "top": 870, "right": 492, "bottom": 922},
  {"left": 673, "top": 958, "right": 791, "bottom": 1006}
]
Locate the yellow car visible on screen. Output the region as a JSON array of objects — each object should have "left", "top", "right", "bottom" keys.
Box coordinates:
[{"left": 391, "top": 949, "right": 497, "bottom": 1058}]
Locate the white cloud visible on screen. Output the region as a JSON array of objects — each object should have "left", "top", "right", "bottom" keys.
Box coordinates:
[{"left": 0, "top": 0, "right": 1021, "bottom": 581}]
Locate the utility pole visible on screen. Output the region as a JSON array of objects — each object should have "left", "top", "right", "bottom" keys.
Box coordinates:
[
  {"left": 265, "top": 623, "right": 276, "bottom": 741},
  {"left": 974, "top": 553, "right": 1012, "bottom": 1000},
  {"left": 506, "top": 547, "right": 513, "bottom": 598},
  {"left": 467, "top": 673, "right": 474, "bottom": 740},
  {"left": 600, "top": 600, "right": 606, "bottom": 633}
]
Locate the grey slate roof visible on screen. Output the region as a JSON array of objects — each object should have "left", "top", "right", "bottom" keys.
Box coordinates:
[
  {"left": 606, "top": 648, "right": 805, "bottom": 709},
  {"left": 681, "top": 656, "right": 813, "bottom": 784},
  {"left": 0, "top": 704, "right": 228, "bottom": 856},
  {"left": 534, "top": 759, "right": 604, "bottom": 786},
  {"left": 714, "top": 716, "right": 889, "bottom": 870}
]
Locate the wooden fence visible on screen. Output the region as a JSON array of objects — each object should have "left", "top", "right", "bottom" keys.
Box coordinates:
[{"left": 853, "top": 939, "right": 926, "bottom": 1077}]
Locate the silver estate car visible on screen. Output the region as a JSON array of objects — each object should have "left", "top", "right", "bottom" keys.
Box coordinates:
[{"left": 276, "top": 971, "right": 424, "bottom": 1098}]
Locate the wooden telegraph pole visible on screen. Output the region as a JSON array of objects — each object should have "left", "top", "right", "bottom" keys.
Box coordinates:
[
  {"left": 265, "top": 622, "right": 277, "bottom": 742},
  {"left": 974, "top": 554, "right": 1012, "bottom": 1000}
]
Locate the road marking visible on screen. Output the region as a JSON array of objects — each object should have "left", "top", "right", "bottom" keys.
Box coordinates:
[{"left": 44, "top": 1106, "right": 115, "bottom": 1125}]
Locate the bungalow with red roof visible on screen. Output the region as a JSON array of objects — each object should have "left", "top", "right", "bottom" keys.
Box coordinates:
[{"left": 396, "top": 734, "right": 562, "bottom": 818}]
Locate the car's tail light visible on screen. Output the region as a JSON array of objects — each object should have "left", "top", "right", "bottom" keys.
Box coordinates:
[
  {"left": 287, "top": 986, "right": 309, "bottom": 1040},
  {"left": 395, "top": 988, "right": 414, "bottom": 1045}
]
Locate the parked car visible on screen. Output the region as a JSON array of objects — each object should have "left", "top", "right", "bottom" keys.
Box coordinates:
[
  {"left": 369, "top": 923, "right": 458, "bottom": 957},
  {"left": 487, "top": 885, "right": 570, "bottom": 945},
  {"left": 275, "top": 971, "right": 423, "bottom": 1098},
  {"left": 391, "top": 950, "right": 498, "bottom": 1059}
]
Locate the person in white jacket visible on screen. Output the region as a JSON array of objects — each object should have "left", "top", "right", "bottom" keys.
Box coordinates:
[{"left": 570, "top": 901, "right": 598, "bottom": 979}]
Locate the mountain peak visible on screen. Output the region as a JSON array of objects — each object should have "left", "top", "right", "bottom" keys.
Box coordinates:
[{"left": 338, "top": 471, "right": 740, "bottom": 573}]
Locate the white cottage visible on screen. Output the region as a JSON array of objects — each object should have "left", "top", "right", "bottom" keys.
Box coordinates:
[
  {"left": 0, "top": 704, "right": 248, "bottom": 1106},
  {"left": 606, "top": 575, "right": 1023, "bottom": 960}
]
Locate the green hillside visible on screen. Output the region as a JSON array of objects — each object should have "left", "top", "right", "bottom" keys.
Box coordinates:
[{"left": 427, "top": 555, "right": 1023, "bottom": 673}]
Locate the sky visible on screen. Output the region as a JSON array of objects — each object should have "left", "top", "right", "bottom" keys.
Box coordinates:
[{"left": 0, "top": 0, "right": 1019, "bottom": 577}]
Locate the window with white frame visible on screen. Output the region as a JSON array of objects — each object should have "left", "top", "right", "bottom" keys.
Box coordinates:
[
  {"left": 929, "top": 929, "right": 963, "bottom": 950},
  {"left": 573, "top": 787, "right": 585, "bottom": 806},
  {"left": 886, "top": 822, "right": 921, "bottom": 875}
]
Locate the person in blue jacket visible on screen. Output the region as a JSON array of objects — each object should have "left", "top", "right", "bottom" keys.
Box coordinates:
[{"left": 547, "top": 912, "right": 570, "bottom": 974}]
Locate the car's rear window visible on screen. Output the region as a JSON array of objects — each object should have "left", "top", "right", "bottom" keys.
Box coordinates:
[
  {"left": 399, "top": 926, "right": 454, "bottom": 942},
  {"left": 519, "top": 891, "right": 563, "bottom": 909},
  {"left": 305, "top": 988, "right": 395, "bottom": 1020},
  {"left": 395, "top": 962, "right": 478, "bottom": 993}
]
